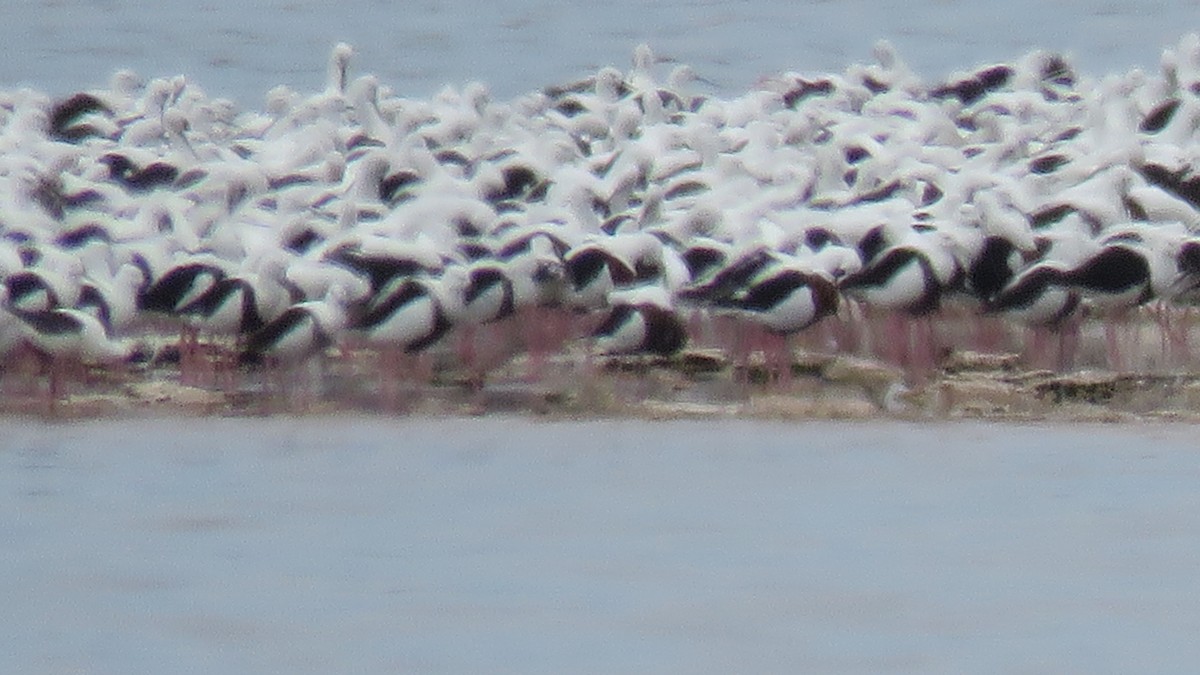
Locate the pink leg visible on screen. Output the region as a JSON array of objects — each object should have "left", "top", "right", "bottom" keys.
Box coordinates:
[
  {"left": 383, "top": 346, "right": 405, "bottom": 411},
  {"left": 1176, "top": 307, "right": 1194, "bottom": 364},
  {"left": 456, "top": 325, "right": 478, "bottom": 373},
  {"left": 1154, "top": 303, "right": 1170, "bottom": 366},
  {"left": 180, "top": 325, "right": 202, "bottom": 386},
  {"left": 749, "top": 324, "right": 770, "bottom": 384},
  {"left": 974, "top": 314, "right": 1005, "bottom": 354},
  {"left": 518, "top": 307, "right": 544, "bottom": 383},
  {"left": 710, "top": 314, "right": 740, "bottom": 364},
  {"left": 46, "top": 356, "right": 69, "bottom": 417},
  {"left": 686, "top": 309, "right": 706, "bottom": 348},
  {"left": 812, "top": 317, "right": 838, "bottom": 355},
  {"left": 1157, "top": 303, "right": 1192, "bottom": 367},
  {"left": 837, "top": 301, "right": 865, "bottom": 356},
  {"left": 911, "top": 315, "right": 939, "bottom": 380},
  {"left": 1027, "top": 326, "right": 1049, "bottom": 370},
  {"left": 178, "top": 326, "right": 190, "bottom": 385},
  {"left": 883, "top": 312, "right": 910, "bottom": 367},
  {"left": 521, "top": 305, "right": 571, "bottom": 383},
  {"left": 1104, "top": 315, "right": 1126, "bottom": 372},
  {"left": 768, "top": 331, "right": 794, "bottom": 389},
  {"left": 727, "top": 320, "right": 752, "bottom": 385},
  {"left": 1058, "top": 314, "right": 1081, "bottom": 372}
]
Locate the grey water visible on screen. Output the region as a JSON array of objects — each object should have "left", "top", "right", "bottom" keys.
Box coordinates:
[
  {"left": 2, "top": 1, "right": 1197, "bottom": 106},
  {"left": 5, "top": 417, "right": 1200, "bottom": 673}
]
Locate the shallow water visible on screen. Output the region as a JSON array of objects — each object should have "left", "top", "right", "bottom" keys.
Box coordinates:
[
  {"left": 2, "top": 1, "right": 1197, "bottom": 105},
  {"left": 5, "top": 417, "right": 1200, "bottom": 672}
]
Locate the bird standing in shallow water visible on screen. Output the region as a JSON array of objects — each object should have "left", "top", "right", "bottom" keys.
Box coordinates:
[
  {"left": 10, "top": 306, "right": 131, "bottom": 413},
  {"left": 241, "top": 287, "right": 349, "bottom": 411},
  {"left": 346, "top": 273, "right": 458, "bottom": 408},
  {"left": 984, "top": 263, "right": 1081, "bottom": 370},
  {"left": 135, "top": 257, "right": 228, "bottom": 384},
  {"left": 839, "top": 228, "right": 962, "bottom": 375}
]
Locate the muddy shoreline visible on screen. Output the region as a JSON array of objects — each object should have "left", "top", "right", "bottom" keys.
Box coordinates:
[{"left": 10, "top": 342, "right": 1200, "bottom": 423}]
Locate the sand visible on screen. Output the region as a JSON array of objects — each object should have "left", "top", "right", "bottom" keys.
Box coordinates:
[{"left": 11, "top": 340, "right": 1200, "bottom": 423}]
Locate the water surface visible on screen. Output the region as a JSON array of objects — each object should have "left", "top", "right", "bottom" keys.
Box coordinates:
[
  {"left": 4, "top": 417, "right": 1200, "bottom": 672},
  {"left": 2, "top": 1, "right": 1196, "bottom": 105}
]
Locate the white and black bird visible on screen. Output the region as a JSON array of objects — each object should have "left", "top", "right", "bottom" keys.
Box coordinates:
[
  {"left": 590, "top": 301, "right": 687, "bottom": 357},
  {"left": 840, "top": 246, "right": 945, "bottom": 315},
  {"left": 241, "top": 291, "right": 347, "bottom": 365},
  {"left": 9, "top": 306, "right": 131, "bottom": 407},
  {"left": 984, "top": 263, "right": 1080, "bottom": 328},
  {"left": 716, "top": 265, "right": 841, "bottom": 335},
  {"left": 348, "top": 275, "right": 454, "bottom": 355}
]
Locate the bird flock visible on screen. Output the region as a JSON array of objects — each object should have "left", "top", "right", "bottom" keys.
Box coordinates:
[{"left": 6, "top": 35, "right": 1200, "bottom": 404}]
